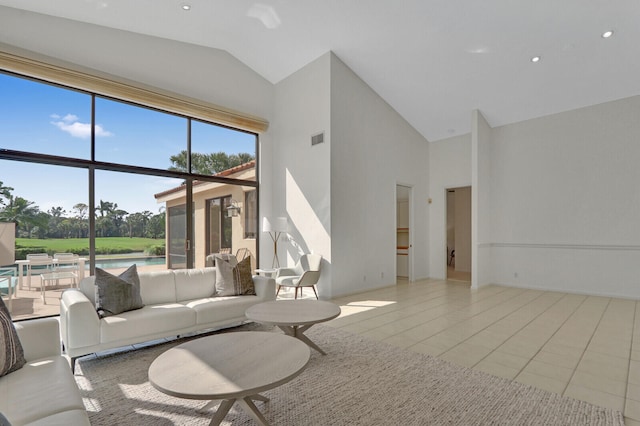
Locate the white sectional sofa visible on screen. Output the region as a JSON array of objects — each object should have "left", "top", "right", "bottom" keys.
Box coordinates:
[
  {"left": 0, "top": 317, "right": 90, "bottom": 425},
  {"left": 60, "top": 267, "right": 276, "bottom": 372}
]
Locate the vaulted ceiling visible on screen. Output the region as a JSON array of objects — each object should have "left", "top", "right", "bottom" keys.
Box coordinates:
[{"left": 1, "top": 0, "right": 639, "bottom": 142}]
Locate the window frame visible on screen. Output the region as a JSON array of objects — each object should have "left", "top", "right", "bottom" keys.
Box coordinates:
[{"left": 0, "top": 65, "right": 261, "bottom": 279}]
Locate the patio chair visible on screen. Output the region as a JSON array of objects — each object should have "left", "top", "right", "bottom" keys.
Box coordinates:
[
  {"left": 53, "top": 253, "right": 80, "bottom": 286},
  {"left": 275, "top": 254, "right": 322, "bottom": 299},
  {"left": 26, "top": 253, "right": 53, "bottom": 289}
]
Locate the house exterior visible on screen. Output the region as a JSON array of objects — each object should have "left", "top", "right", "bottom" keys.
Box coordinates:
[{"left": 154, "top": 161, "right": 257, "bottom": 270}]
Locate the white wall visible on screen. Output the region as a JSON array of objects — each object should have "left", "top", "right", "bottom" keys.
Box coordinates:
[
  {"left": 330, "top": 53, "right": 430, "bottom": 298},
  {"left": 489, "top": 95, "right": 640, "bottom": 298},
  {"left": 428, "top": 134, "right": 472, "bottom": 279},
  {"left": 271, "top": 53, "right": 332, "bottom": 296},
  {"left": 0, "top": 7, "right": 273, "bottom": 121}
]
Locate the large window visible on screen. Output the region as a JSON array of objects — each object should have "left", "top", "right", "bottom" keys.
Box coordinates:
[{"left": 0, "top": 69, "right": 259, "bottom": 320}]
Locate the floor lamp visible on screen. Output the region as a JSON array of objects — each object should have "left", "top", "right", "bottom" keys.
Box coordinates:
[{"left": 263, "top": 217, "right": 288, "bottom": 268}]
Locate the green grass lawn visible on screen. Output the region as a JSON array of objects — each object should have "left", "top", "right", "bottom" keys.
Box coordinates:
[{"left": 16, "top": 237, "right": 164, "bottom": 259}]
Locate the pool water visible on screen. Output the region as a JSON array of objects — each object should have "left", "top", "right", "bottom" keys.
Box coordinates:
[{"left": 93, "top": 257, "right": 165, "bottom": 269}]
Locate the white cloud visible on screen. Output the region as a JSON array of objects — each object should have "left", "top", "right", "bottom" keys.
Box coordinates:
[
  {"left": 51, "top": 113, "right": 113, "bottom": 139},
  {"left": 62, "top": 113, "right": 79, "bottom": 122}
]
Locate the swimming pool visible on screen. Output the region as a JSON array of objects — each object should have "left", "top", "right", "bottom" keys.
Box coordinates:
[{"left": 93, "top": 257, "right": 166, "bottom": 269}]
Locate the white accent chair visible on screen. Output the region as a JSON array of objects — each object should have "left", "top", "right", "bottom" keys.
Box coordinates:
[{"left": 275, "top": 254, "right": 322, "bottom": 299}]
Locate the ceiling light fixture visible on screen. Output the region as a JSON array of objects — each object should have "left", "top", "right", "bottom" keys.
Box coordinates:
[
  {"left": 531, "top": 56, "right": 541, "bottom": 63},
  {"left": 602, "top": 30, "right": 614, "bottom": 38},
  {"left": 181, "top": 4, "right": 191, "bottom": 11}
]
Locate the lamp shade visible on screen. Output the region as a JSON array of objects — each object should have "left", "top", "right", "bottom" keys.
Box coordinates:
[{"left": 263, "top": 216, "right": 288, "bottom": 233}]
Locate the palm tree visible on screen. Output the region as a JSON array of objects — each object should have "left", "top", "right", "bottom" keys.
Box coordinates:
[
  {"left": 97, "top": 200, "right": 115, "bottom": 218},
  {"left": 0, "top": 195, "right": 40, "bottom": 237},
  {"left": 0, "top": 180, "right": 14, "bottom": 206}
]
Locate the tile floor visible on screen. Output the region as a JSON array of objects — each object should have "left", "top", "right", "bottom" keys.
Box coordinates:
[{"left": 324, "top": 278, "right": 640, "bottom": 425}]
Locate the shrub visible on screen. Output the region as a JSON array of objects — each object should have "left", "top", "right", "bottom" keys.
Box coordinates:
[{"left": 145, "top": 245, "right": 166, "bottom": 256}]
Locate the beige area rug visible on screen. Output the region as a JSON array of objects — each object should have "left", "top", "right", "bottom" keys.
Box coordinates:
[{"left": 74, "top": 324, "right": 624, "bottom": 425}]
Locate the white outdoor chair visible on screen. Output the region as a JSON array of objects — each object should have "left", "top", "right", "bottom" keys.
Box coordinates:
[
  {"left": 53, "top": 253, "right": 80, "bottom": 286},
  {"left": 275, "top": 254, "right": 322, "bottom": 299},
  {"left": 26, "top": 253, "right": 53, "bottom": 289}
]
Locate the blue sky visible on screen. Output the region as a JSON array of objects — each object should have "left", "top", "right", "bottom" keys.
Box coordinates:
[{"left": 0, "top": 72, "right": 255, "bottom": 214}]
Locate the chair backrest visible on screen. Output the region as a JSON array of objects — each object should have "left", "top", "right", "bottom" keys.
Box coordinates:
[
  {"left": 54, "top": 253, "right": 79, "bottom": 267},
  {"left": 296, "top": 254, "right": 322, "bottom": 286},
  {"left": 26, "top": 253, "right": 52, "bottom": 266},
  {"left": 27, "top": 253, "right": 49, "bottom": 260}
]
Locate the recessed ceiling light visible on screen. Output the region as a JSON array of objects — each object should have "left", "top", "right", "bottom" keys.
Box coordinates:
[
  {"left": 531, "top": 56, "right": 541, "bottom": 63},
  {"left": 602, "top": 30, "right": 614, "bottom": 38},
  {"left": 181, "top": 4, "right": 191, "bottom": 11}
]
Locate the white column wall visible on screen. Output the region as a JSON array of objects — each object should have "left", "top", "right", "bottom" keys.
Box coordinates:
[
  {"left": 472, "top": 110, "right": 492, "bottom": 288},
  {"left": 272, "top": 53, "right": 332, "bottom": 296},
  {"left": 330, "top": 54, "right": 430, "bottom": 298},
  {"left": 428, "top": 134, "right": 472, "bottom": 279}
]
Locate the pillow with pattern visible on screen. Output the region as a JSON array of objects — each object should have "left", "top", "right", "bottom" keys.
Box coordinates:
[
  {"left": 215, "top": 256, "right": 255, "bottom": 296},
  {"left": 0, "top": 296, "right": 26, "bottom": 378}
]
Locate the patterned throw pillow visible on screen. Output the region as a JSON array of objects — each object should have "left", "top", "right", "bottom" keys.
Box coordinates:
[
  {"left": 0, "top": 296, "right": 26, "bottom": 378},
  {"left": 95, "top": 264, "right": 145, "bottom": 318},
  {"left": 215, "top": 256, "right": 256, "bottom": 296}
]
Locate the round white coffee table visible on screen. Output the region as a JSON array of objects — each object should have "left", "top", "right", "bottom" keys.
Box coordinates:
[
  {"left": 148, "top": 331, "right": 310, "bottom": 426},
  {"left": 246, "top": 300, "right": 341, "bottom": 355}
]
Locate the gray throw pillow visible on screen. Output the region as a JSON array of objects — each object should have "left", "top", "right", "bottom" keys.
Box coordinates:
[
  {"left": 0, "top": 411, "right": 11, "bottom": 426},
  {"left": 0, "top": 296, "right": 26, "bottom": 378},
  {"left": 95, "top": 265, "right": 144, "bottom": 318},
  {"left": 215, "top": 256, "right": 255, "bottom": 296}
]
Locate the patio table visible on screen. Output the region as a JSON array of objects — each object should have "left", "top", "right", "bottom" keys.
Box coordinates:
[
  {"left": 39, "top": 271, "right": 77, "bottom": 304},
  {"left": 16, "top": 257, "right": 86, "bottom": 290}
]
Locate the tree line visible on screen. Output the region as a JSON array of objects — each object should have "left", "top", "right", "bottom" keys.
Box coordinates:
[
  {"left": 0, "top": 151, "right": 254, "bottom": 239},
  {"left": 0, "top": 181, "right": 165, "bottom": 239}
]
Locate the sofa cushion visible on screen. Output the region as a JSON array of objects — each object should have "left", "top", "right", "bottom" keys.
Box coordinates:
[
  {"left": 215, "top": 257, "right": 255, "bottom": 296},
  {"left": 183, "top": 295, "right": 261, "bottom": 325},
  {"left": 0, "top": 356, "right": 85, "bottom": 425},
  {"left": 138, "top": 270, "right": 177, "bottom": 305},
  {"left": 174, "top": 267, "right": 216, "bottom": 301},
  {"left": 95, "top": 265, "right": 144, "bottom": 318},
  {"left": 100, "top": 304, "right": 195, "bottom": 344},
  {"left": 0, "top": 297, "right": 25, "bottom": 378}
]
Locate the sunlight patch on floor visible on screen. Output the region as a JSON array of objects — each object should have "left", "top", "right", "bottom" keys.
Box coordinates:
[{"left": 337, "top": 300, "right": 397, "bottom": 317}]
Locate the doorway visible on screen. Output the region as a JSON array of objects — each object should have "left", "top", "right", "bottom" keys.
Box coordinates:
[
  {"left": 396, "top": 185, "right": 412, "bottom": 281},
  {"left": 206, "top": 196, "right": 233, "bottom": 258},
  {"left": 446, "top": 187, "right": 471, "bottom": 282}
]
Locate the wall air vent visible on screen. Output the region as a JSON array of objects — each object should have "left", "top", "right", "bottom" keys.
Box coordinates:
[{"left": 311, "top": 132, "right": 324, "bottom": 146}]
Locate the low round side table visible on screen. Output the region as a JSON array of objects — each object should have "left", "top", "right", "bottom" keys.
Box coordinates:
[
  {"left": 148, "top": 331, "right": 310, "bottom": 426},
  {"left": 246, "top": 300, "right": 341, "bottom": 355}
]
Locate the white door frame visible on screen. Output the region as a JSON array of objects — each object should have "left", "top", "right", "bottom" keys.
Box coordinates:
[{"left": 396, "top": 183, "right": 413, "bottom": 282}]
